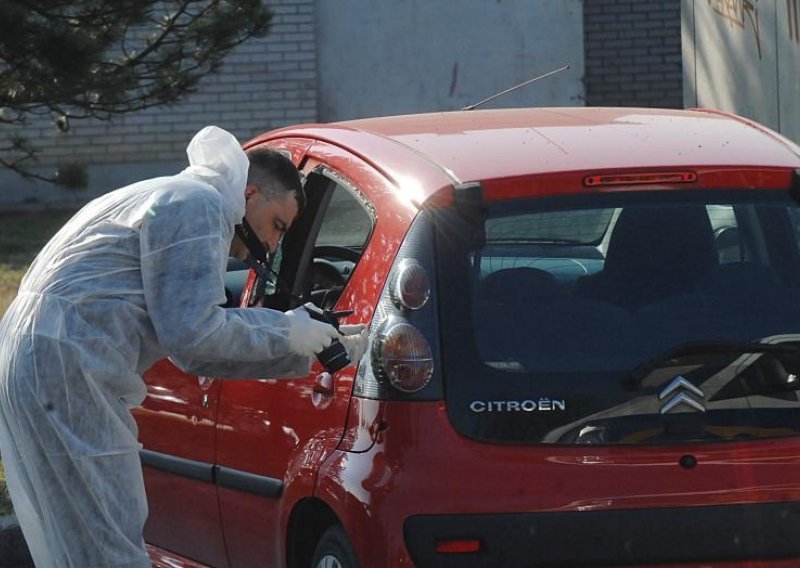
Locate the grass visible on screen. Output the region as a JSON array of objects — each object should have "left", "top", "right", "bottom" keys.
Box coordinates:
[
  {"left": 0, "top": 209, "right": 76, "bottom": 314},
  {"left": 0, "top": 208, "right": 77, "bottom": 516},
  {"left": 0, "top": 460, "right": 9, "bottom": 516}
]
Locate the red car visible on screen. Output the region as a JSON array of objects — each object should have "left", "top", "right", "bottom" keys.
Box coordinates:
[{"left": 136, "top": 107, "right": 800, "bottom": 567}]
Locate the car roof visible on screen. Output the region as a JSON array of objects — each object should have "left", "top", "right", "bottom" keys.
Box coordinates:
[{"left": 258, "top": 107, "right": 800, "bottom": 199}]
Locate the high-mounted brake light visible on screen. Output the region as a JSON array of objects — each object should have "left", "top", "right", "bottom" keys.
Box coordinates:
[{"left": 584, "top": 171, "right": 697, "bottom": 187}]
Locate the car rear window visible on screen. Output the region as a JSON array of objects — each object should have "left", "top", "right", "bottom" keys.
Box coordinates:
[
  {"left": 435, "top": 190, "right": 800, "bottom": 445},
  {"left": 486, "top": 209, "right": 614, "bottom": 245}
]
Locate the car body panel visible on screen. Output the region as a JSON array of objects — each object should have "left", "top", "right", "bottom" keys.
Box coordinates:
[
  {"left": 243, "top": 136, "right": 315, "bottom": 167},
  {"left": 318, "top": 401, "right": 800, "bottom": 566},
  {"left": 148, "top": 543, "right": 211, "bottom": 568},
  {"left": 135, "top": 362, "right": 229, "bottom": 568},
  {"left": 253, "top": 108, "right": 800, "bottom": 197},
  {"left": 249, "top": 127, "right": 457, "bottom": 210},
  {"left": 213, "top": 139, "right": 417, "bottom": 565}
]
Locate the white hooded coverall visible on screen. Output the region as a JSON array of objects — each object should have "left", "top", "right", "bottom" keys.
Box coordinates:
[{"left": 0, "top": 127, "right": 312, "bottom": 567}]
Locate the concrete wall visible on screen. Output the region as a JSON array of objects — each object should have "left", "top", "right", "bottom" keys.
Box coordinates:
[
  {"left": 584, "top": 0, "right": 683, "bottom": 107},
  {"left": 683, "top": 0, "right": 800, "bottom": 143},
  {"left": 314, "top": 0, "right": 585, "bottom": 120},
  {"left": 0, "top": 1, "right": 589, "bottom": 210},
  {"left": 0, "top": 0, "right": 319, "bottom": 209}
]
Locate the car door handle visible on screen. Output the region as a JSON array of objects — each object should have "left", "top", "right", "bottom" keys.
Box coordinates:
[
  {"left": 197, "top": 376, "right": 216, "bottom": 408},
  {"left": 312, "top": 372, "right": 334, "bottom": 395}
]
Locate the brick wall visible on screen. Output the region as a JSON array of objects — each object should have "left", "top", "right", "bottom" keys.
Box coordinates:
[
  {"left": 583, "top": 0, "right": 683, "bottom": 107},
  {"left": 1, "top": 0, "right": 317, "bottom": 170}
]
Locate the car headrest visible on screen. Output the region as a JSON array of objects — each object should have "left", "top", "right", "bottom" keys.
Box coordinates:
[
  {"left": 481, "top": 267, "right": 558, "bottom": 308},
  {"left": 604, "top": 205, "right": 718, "bottom": 280}
]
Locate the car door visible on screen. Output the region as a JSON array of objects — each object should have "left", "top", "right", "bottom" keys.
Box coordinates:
[
  {"left": 214, "top": 144, "right": 382, "bottom": 567},
  {"left": 134, "top": 327, "right": 229, "bottom": 567}
]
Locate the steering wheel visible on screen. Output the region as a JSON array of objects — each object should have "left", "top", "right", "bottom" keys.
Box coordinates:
[
  {"left": 313, "top": 245, "right": 361, "bottom": 264},
  {"left": 308, "top": 246, "right": 360, "bottom": 308},
  {"left": 311, "top": 257, "right": 347, "bottom": 288},
  {"left": 311, "top": 245, "right": 360, "bottom": 287}
]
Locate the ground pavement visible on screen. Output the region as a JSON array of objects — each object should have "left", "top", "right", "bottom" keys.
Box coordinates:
[{"left": 0, "top": 515, "right": 32, "bottom": 567}]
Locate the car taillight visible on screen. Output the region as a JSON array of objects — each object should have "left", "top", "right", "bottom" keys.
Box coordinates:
[
  {"left": 374, "top": 318, "right": 433, "bottom": 393},
  {"left": 354, "top": 210, "right": 442, "bottom": 401},
  {"left": 391, "top": 259, "right": 430, "bottom": 310}
]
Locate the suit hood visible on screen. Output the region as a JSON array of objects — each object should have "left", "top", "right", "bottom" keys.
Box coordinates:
[{"left": 182, "top": 125, "right": 248, "bottom": 224}]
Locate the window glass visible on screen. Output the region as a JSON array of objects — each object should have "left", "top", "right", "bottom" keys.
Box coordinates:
[
  {"left": 788, "top": 208, "right": 800, "bottom": 242},
  {"left": 487, "top": 209, "right": 614, "bottom": 245},
  {"left": 436, "top": 190, "right": 800, "bottom": 445},
  {"left": 308, "top": 181, "right": 373, "bottom": 309},
  {"left": 316, "top": 184, "right": 372, "bottom": 249},
  {"left": 707, "top": 204, "right": 742, "bottom": 263}
]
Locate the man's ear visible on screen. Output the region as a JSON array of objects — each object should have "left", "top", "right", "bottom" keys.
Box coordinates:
[{"left": 244, "top": 184, "right": 259, "bottom": 201}]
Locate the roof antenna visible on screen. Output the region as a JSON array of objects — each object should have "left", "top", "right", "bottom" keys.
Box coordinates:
[{"left": 461, "top": 64, "right": 570, "bottom": 111}]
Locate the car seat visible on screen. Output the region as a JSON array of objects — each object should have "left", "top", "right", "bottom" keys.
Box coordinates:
[
  {"left": 480, "top": 267, "right": 559, "bottom": 309},
  {"left": 576, "top": 205, "right": 718, "bottom": 309},
  {"left": 476, "top": 266, "right": 635, "bottom": 371},
  {"left": 475, "top": 267, "right": 559, "bottom": 364}
]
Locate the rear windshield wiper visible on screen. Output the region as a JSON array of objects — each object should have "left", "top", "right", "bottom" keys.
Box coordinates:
[{"left": 622, "top": 339, "right": 799, "bottom": 391}]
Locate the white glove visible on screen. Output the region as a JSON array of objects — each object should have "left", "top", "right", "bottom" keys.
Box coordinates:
[
  {"left": 338, "top": 324, "right": 369, "bottom": 365},
  {"left": 285, "top": 304, "right": 340, "bottom": 356}
]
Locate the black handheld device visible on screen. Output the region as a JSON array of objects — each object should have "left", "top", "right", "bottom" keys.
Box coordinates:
[{"left": 303, "top": 304, "right": 354, "bottom": 373}]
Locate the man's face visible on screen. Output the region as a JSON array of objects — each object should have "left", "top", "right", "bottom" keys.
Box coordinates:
[{"left": 244, "top": 184, "right": 299, "bottom": 254}]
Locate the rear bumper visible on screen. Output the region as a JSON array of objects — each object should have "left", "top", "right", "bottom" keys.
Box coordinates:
[
  {"left": 321, "top": 400, "right": 800, "bottom": 567},
  {"left": 404, "top": 502, "right": 800, "bottom": 567}
]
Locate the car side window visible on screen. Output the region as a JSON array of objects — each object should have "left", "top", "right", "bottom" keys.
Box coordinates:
[
  {"left": 316, "top": 183, "right": 373, "bottom": 250},
  {"left": 307, "top": 181, "right": 373, "bottom": 309},
  {"left": 254, "top": 170, "right": 374, "bottom": 311}
]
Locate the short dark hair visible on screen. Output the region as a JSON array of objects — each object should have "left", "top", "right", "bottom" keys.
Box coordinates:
[{"left": 246, "top": 147, "right": 306, "bottom": 214}]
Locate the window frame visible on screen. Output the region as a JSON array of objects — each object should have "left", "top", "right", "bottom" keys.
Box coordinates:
[{"left": 263, "top": 166, "right": 375, "bottom": 311}]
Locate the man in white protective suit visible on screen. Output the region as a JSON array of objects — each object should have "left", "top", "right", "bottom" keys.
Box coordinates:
[{"left": 0, "top": 126, "right": 368, "bottom": 567}]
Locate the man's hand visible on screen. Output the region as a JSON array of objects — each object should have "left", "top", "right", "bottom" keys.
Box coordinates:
[
  {"left": 285, "top": 304, "right": 340, "bottom": 356},
  {"left": 339, "top": 324, "right": 369, "bottom": 365}
]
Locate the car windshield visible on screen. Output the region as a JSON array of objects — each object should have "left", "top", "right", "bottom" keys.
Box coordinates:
[{"left": 435, "top": 189, "right": 800, "bottom": 445}]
